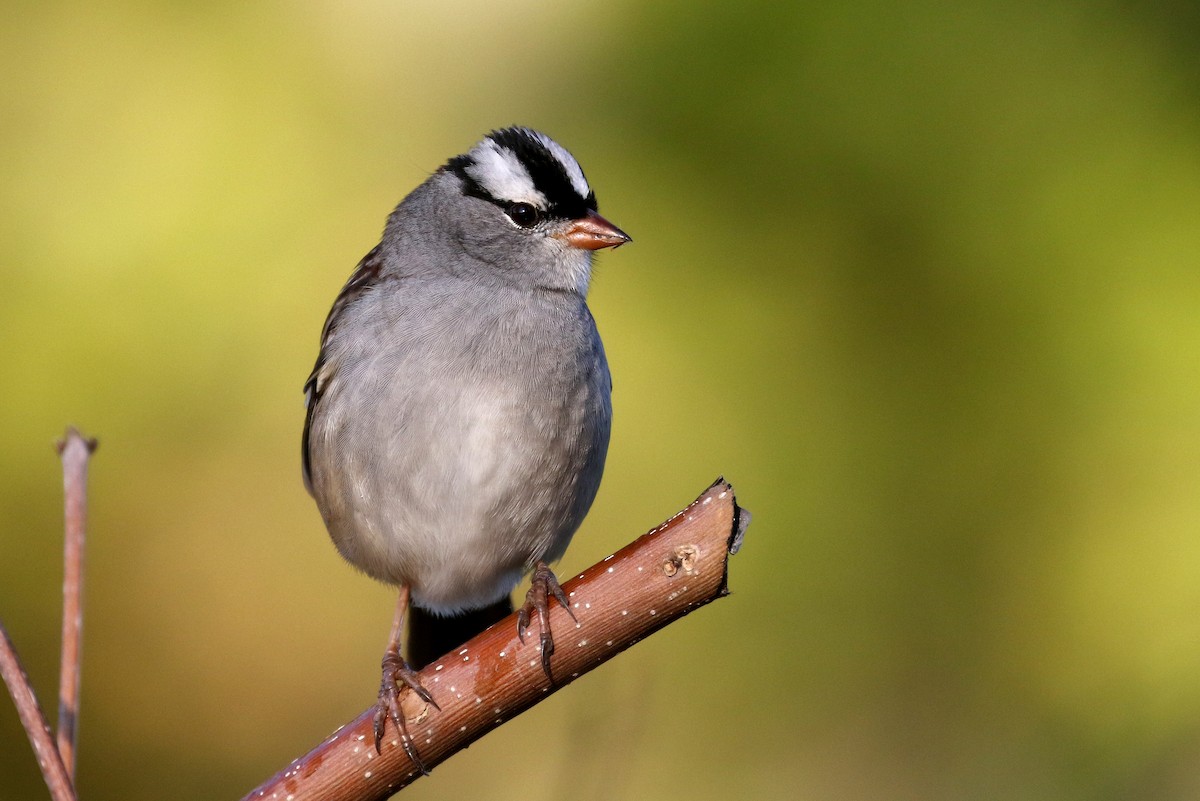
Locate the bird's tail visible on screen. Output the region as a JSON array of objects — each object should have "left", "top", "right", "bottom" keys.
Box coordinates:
[{"left": 406, "top": 597, "right": 514, "bottom": 669}]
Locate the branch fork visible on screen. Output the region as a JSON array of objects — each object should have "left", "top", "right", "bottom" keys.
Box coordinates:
[{"left": 1, "top": 427, "right": 97, "bottom": 801}]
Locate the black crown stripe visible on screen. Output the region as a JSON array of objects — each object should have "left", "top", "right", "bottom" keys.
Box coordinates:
[{"left": 445, "top": 127, "right": 598, "bottom": 221}]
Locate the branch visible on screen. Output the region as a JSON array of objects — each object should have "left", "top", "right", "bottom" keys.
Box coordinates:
[
  {"left": 55, "top": 427, "right": 97, "bottom": 779},
  {"left": 242, "top": 478, "right": 750, "bottom": 801},
  {"left": 0, "top": 624, "right": 78, "bottom": 801},
  {"left": 0, "top": 428, "right": 96, "bottom": 801}
]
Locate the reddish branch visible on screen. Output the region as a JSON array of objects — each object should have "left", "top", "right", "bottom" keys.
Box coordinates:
[
  {"left": 0, "top": 625, "right": 77, "bottom": 801},
  {"left": 243, "top": 478, "right": 749, "bottom": 801},
  {"left": 0, "top": 426, "right": 96, "bottom": 801},
  {"left": 55, "top": 428, "right": 97, "bottom": 779}
]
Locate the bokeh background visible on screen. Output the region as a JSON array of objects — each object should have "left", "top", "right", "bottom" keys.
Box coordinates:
[{"left": 3, "top": 1, "right": 1200, "bottom": 799}]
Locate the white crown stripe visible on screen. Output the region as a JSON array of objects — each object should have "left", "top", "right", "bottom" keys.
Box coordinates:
[
  {"left": 465, "top": 139, "right": 548, "bottom": 206},
  {"left": 532, "top": 131, "right": 591, "bottom": 200}
]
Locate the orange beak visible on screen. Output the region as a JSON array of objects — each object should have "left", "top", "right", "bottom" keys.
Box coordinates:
[{"left": 561, "top": 210, "right": 632, "bottom": 251}]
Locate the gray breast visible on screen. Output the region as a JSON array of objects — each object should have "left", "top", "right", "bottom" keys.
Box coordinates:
[{"left": 307, "top": 278, "right": 611, "bottom": 613}]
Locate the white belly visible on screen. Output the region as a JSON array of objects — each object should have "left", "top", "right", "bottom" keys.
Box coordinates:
[{"left": 311, "top": 364, "right": 610, "bottom": 614}]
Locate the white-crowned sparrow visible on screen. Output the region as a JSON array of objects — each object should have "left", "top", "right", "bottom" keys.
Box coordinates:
[{"left": 302, "top": 127, "right": 629, "bottom": 769}]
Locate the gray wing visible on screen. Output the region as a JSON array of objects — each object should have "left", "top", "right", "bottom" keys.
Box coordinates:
[{"left": 301, "top": 244, "right": 386, "bottom": 494}]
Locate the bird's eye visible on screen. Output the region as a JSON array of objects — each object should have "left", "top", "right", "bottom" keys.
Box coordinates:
[{"left": 506, "top": 202, "right": 541, "bottom": 228}]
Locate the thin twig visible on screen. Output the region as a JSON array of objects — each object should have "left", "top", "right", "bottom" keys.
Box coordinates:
[
  {"left": 0, "top": 622, "right": 78, "bottom": 801},
  {"left": 242, "top": 478, "right": 750, "bottom": 801},
  {"left": 55, "top": 427, "right": 97, "bottom": 780}
]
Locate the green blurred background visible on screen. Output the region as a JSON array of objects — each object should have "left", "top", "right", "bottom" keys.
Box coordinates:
[{"left": 3, "top": 1, "right": 1200, "bottom": 799}]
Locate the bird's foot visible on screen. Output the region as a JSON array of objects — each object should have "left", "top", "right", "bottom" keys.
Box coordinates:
[
  {"left": 517, "top": 561, "right": 577, "bottom": 684},
  {"left": 373, "top": 648, "right": 440, "bottom": 774}
]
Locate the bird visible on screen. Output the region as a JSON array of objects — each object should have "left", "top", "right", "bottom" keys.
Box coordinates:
[{"left": 301, "top": 126, "right": 629, "bottom": 771}]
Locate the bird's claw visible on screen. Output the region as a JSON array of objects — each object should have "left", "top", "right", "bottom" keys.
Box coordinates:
[
  {"left": 373, "top": 649, "right": 438, "bottom": 775},
  {"left": 517, "top": 562, "right": 576, "bottom": 683}
]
